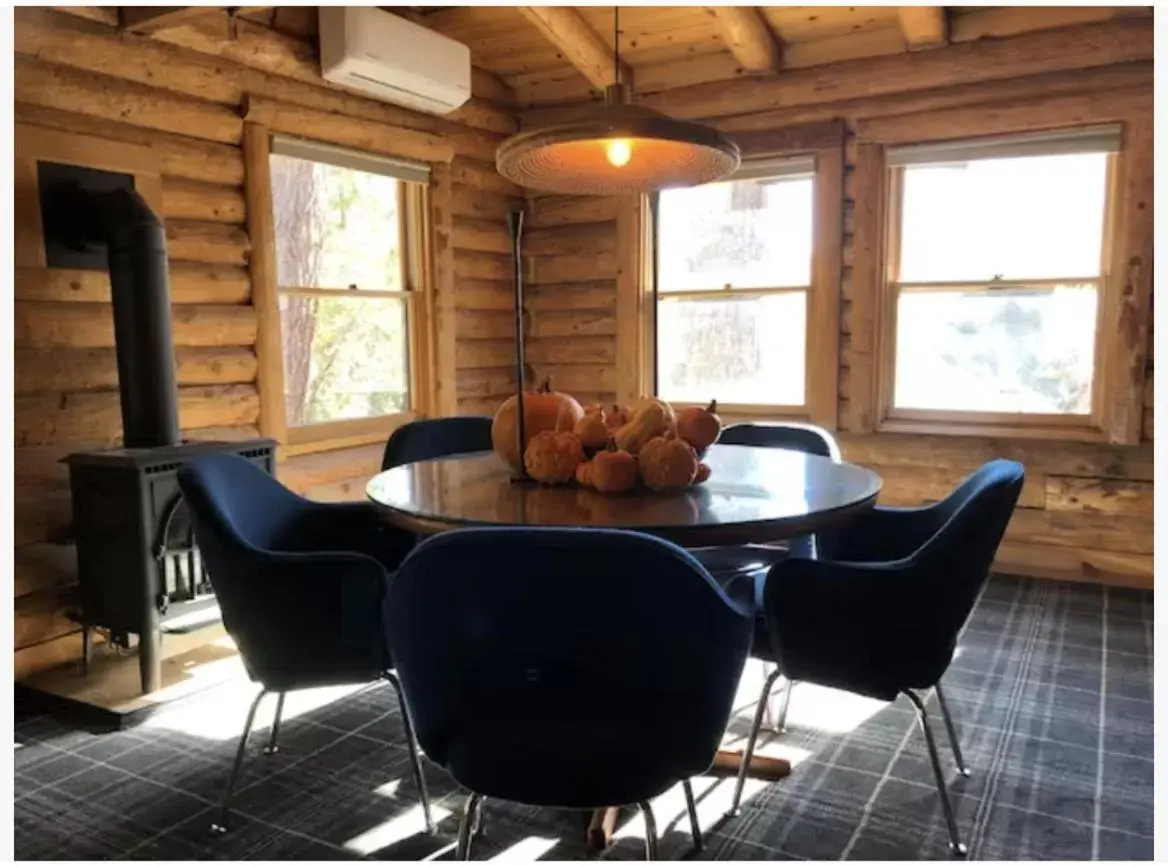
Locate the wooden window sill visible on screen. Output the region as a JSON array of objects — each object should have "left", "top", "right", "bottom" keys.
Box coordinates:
[
  {"left": 876, "top": 416, "right": 1107, "bottom": 443},
  {"left": 283, "top": 412, "right": 415, "bottom": 457}
]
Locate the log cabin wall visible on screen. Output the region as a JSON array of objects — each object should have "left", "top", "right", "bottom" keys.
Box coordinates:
[
  {"left": 515, "top": 20, "right": 1154, "bottom": 589},
  {"left": 12, "top": 6, "right": 522, "bottom": 679}
]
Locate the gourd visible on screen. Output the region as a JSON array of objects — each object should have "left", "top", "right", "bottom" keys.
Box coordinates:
[
  {"left": 677, "top": 399, "right": 722, "bottom": 454},
  {"left": 693, "top": 462, "right": 711, "bottom": 484},
  {"left": 605, "top": 404, "right": 630, "bottom": 430},
  {"left": 492, "top": 379, "right": 584, "bottom": 472},
  {"left": 638, "top": 431, "right": 699, "bottom": 492},
  {"left": 581, "top": 444, "right": 638, "bottom": 494},
  {"left": 612, "top": 397, "right": 676, "bottom": 455},
  {"left": 524, "top": 430, "right": 585, "bottom": 485},
  {"left": 574, "top": 405, "right": 610, "bottom": 454}
]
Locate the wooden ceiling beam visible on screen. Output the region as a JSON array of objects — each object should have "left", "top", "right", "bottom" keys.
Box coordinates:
[
  {"left": 119, "top": 7, "right": 233, "bottom": 33},
  {"left": 705, "top": 7, "right": 782, "bottom": 73},
  {"left": 896, "top": 7, "right": 948, "bottom": 50},
  {"left": 516, "top": 6, "right": 632, "bottom": 92}
]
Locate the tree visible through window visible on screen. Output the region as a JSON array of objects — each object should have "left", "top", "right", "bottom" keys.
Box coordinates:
[
  {"left": 656, "top": 172, "right": 812, "bottom": 407},
  {"left": 270, "top": 151, "right": 411, "bottom": 428},
  {"left": 889, "top": 146, "right": 1111, "bottom": 416}
]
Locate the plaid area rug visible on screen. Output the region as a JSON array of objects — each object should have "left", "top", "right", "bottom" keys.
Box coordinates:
[{"left": 14, "top": 575, "right": 1153, "bottom": 861}]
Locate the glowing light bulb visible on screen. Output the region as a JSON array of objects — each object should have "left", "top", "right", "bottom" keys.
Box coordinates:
[{"left": 605, "top": 138, "right": 632, "bottom": 167}]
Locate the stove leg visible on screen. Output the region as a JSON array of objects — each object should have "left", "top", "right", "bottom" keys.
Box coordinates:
[{"left": 139, "top": 626, "right": 161, "bottom": 694}]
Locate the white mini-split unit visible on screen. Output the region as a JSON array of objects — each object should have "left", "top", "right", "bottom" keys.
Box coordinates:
[{"left": 319, "top": 6, "right": 472, "bottom": 115}]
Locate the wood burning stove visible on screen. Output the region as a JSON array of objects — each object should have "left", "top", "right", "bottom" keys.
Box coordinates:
[{"left": 51, "top": 175, "right": 274, "bottom": 695}]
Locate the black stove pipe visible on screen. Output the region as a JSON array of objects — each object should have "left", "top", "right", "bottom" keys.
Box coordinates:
[{"left": 92, "top": 188, "right": 181, "bottom": 448}]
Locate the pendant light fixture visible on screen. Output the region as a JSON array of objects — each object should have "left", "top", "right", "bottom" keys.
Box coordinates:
[{"left": 496, "top": 7, "right": 741, "bottom": 196}]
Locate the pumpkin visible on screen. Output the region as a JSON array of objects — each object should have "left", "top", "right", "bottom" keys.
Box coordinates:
[
  {"left": 677, "top": 399, "right": 722, "bottom": 454},
  {"left": 524, "top": 430, "right": 585, "bottom": 485},
  {"left": 574, "top": 406, "right": 610, "bottom": 454},
  {"left": 638, "top": 431, "right": 699, "bottom": 492},
  {"left": 575, "top": 460, "right": 591, "bottom": 486},
  {"left": 693, "top": 462, "right": 711, "bottom": 484},
  {"left": 605, "top": 403, "right": 630, "bottom": 430},
  {"left": 586, "top": 443, "right": 638, "bottom": 494},
  {"left": 612, "top": 397, "right": 676, "bottom": 455},
  {"left": 492, "top": 379, "right": 584, "bottom": 472}
]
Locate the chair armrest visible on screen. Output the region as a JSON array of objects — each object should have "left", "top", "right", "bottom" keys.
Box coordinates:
[
  {"left": 284, "top": 501, "right": 417, "bottom": 570},
  {"left": 216, "top": 547, "right": 393, "bottom": 678},
  {"left": 825, "top": 504, "right": 948, "bottom": 563},
  {"left": 761, "top": 556, "right": 910, "bottom": 686}
]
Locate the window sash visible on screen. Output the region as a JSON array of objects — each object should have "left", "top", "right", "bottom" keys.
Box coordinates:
[
  {"left": 271, "top": 135, "right": 430, "bottom": 183},
  {"left": 886, "top": 124, "right": 1121, "bottom": 167},
  {"left": 658, "top": 285, "right": 808, "bottom": 300}
]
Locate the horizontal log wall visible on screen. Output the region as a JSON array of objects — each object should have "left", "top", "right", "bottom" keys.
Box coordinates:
[
  {"left": 524, "top": 196, "right": 621, "bottom": 407},
  {"left": 13, "top": 7, "right": 520, "bottom": 680},
  {"left": 516, "top": 40, "right": 1154, "bottom": 588}
]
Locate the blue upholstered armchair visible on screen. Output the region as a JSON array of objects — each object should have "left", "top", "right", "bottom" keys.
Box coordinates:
[
  {"left": 386, "top": 527, "right": 754, "bottom": 860},
  {"left": 177, "top": 454, "right": 433, "bottom": 836},
  {"left": 736, "top": 458, "right": 1025, "bottom": 855},
  {"left": 381, "top": 415, "right": 493, "bottom": 470}
]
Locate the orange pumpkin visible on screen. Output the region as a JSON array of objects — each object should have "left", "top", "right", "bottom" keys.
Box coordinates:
[
  {"left": 524, "top": 430, "right": 585, "bottom": 485},
  {"left": 693, "top": 462, "right": 712, "bottom": 484},
  {"left": 605, "top": 403, "right": 630, "bottom": 430},
  {"left": 587, "top": 444, "right": 638, "bottom": 494},
  {"left": 575, "top": 460, "right": 592, "bottom": 486},
  {"left": 677, "top": 400, "right": 722, "bottom": 454},
  {"left": 492, "top": 379, "right": 584, "bottom": 472},
  {"left": 638, "top": 431, "right": 699, "bottom": 492},
  {"left": 574, "top": 406, "right": 610, "bottom": 454}
]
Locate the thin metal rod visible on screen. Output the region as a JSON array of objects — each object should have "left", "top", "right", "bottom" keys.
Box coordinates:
[
  {"left": 905, "top": 690, "right": 968, "bottom": 857},
  {"left": 456, "top": 792, "right": 483, "bottom": 860},
  {"left": 730, "top": 667, "right": 782, "bottom": 817},
  {"left": 508, "top": 210, "right": 527, "bottom": 478},
  {"left": 263, "top": 692, "right": 285, "bottom": 755},
  {"left": 638, "top": 799, "right": 658, "bottom": 861},
  {"left": 775, "top": 678, "right": 794, "bottom": 733},
  {"left": 613, "top": 6, "right": 620, "bottom": 85},
  {"left": 683, "top": 779, "right": 702, "bottom": 852},
  {"left": 209, "top": 688, "right": 267, "bottom": 834},
  {"left": 934, "top": 683, "right": 970, "bottom": 777},
  {"left": 384, "top": 671, "right": 435, "bottom": 834}
]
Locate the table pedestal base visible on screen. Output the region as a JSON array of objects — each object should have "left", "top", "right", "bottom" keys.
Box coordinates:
[{"left": 585, "top": 750, "right": 792, "bottom": 851}]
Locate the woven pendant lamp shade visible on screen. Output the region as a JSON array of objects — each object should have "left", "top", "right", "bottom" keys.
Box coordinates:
[{"left": 496, "top": 85, "right": 741, "bottom": 196}]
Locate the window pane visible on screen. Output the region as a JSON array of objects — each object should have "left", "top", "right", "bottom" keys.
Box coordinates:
[
  {"left": 658, "top": 176, "right": 813, "bottom": 290},
  {"left": 657, "top": 292, "right": 806, "bottom": 406},
  {"left": 893, "top": 285, "right": 1097, "bottom": 414},
  {"left": 898, "top": 152, "right": 1108, "bottom": 282},
  {"left": 281, "top": 295, "right": 409, "bottom": 426},
  {"left": 270, "top": 153, "right": 402, "bottom": 291}
]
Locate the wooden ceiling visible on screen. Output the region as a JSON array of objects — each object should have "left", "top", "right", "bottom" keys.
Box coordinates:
[{"left": 111, "top": 6, "right": 1149, "bottom": 109}]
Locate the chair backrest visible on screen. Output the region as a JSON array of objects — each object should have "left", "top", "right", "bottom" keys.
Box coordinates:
[
  {"left": 720, "top": 421, "right": 841, "bottom": 556},
  {"left": 178, "top": 454, "right": 389, "bottom": 688},
  {"left": 909, "top": 459, "right": 1025, "bottom": 645},
  {"left": 386, "top": 527, "right": 753, "bottom": 806},
  {"left": 381, "top": 416, "right": 493, "bottom": 471}
]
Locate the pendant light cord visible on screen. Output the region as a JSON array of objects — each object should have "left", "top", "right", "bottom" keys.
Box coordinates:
[{"left": 613, "top": 6, "right": 620, "bottom": 86}]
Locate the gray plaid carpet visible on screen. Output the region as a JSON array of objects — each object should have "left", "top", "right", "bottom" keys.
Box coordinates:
[{"left": 14, "top": 575, "right": 1153, "bottom": 860}]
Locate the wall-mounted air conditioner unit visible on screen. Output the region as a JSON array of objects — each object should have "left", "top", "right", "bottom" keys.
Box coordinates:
[{"left": 318, "top": 6, "right": 472, "bottom": 116}]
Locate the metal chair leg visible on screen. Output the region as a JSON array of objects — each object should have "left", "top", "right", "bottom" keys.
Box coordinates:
[
  {"left": 384, "top": 671, "right": 435, "bottom": 834},
  {"left": 774, "top": 678, "right": 794, "bottom": 733},
  {"left": 263, "top": 692, "right": 285, "bottom": 755},
  {"left": 934, "top": 683, "right": 970, "bottom": 778},
  {"left": 209, "top": 688, "right": 267, "bottom": 834},
  {"left": 683, "top": 779, "right": 702, "bottom": 852},
  {"left": 470, "top": 796, "right": 485, "bottom": 838},
  {"left": 905, "top": 690, "right": 968, "bottom": 858},
  {"left": 456, "top": 792, "right": 483, "bottom": 860},
  {"left": 638, "top": 800, "right": 659, "bottom": 861},
  {"left": 729, "top": 667, "right": 781, "bottom": 817}
]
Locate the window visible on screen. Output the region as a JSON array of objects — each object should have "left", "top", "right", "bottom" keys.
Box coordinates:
[
  {"left": 654, "top": 158, "right": 814, "bottom": 410},
  {"left": 882, "top": 127, "right": 1119, "bottom": 426},
  {"left": 269, "top": 138, "right": 427, "bottom": 435}
]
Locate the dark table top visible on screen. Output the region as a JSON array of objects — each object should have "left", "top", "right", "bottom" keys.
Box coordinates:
[{"left": 367, "top": 443, "right": 882, "bottom": 547}]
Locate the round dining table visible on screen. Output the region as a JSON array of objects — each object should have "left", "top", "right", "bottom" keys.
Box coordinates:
[{"left": 366, "top": 442, "right": 882, "bottom": 849}]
